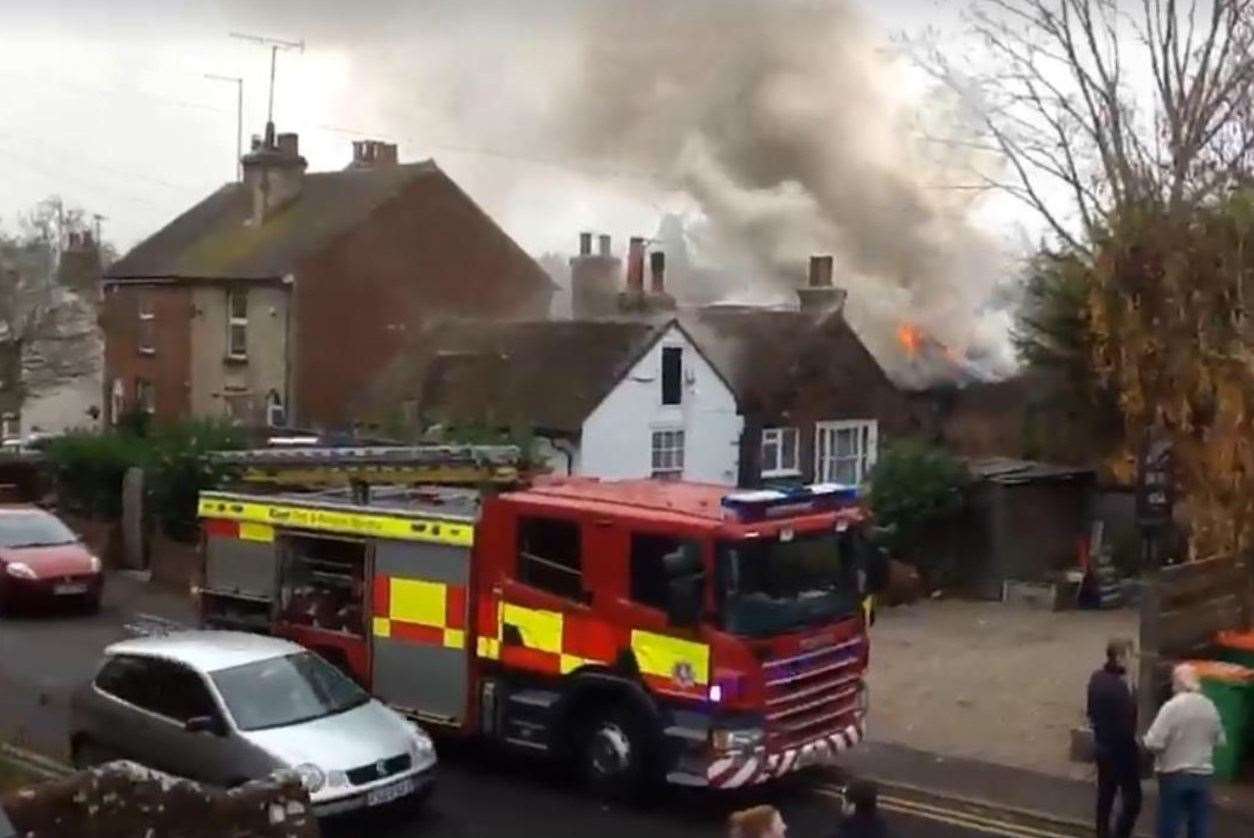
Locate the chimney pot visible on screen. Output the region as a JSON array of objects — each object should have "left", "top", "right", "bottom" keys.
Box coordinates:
[
  {"left": 626, "top": 237, "right": 645, "bottom": 294},
  {"left": 649, "top": 251, "right": 666, "bottom": 294},
  {"left": 598, "top": 234, "right": 611, "bottom": 257},
  {"left": 579, "top": 232, "right": 592, "bottom": 256},
  {"left": 808, "top": 255, "right": 834, "bottom": 288}
]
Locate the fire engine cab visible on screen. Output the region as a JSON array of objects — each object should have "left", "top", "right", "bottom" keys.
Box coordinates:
[{"left": 196, "top": 446, "right": 884, "bottom": 793}]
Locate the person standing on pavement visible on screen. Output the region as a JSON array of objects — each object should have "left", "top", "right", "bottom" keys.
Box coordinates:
[
  {"left": 1087, "top": 638, "right": 1142, "bottom": 838},
  {"left": 832, "top": 780, "right": 889, "bottom": 838},
  {"left": 1143, "top": 663, "right": 1226, "bottom": 838},
  {"left": 727, "top": 805, "right": 787, "bottom": 838}
]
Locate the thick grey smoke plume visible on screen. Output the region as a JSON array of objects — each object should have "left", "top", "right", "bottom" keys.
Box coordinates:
[
  {"left": 218, "top": 0, "right": 1013, "bottom": 380},
  {"left": 545, "top": 0, "right": 1012, "bottom": 378}
]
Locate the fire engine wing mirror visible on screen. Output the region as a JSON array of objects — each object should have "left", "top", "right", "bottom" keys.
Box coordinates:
[
  {"left": 853, "top": 531, "right": 890, "bottom": 596},
  {"left": 664, "top": 543, "right": 704, "bottom": 628}
]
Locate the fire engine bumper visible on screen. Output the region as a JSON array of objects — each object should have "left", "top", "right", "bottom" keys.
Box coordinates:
[{"left": 666, "top": 717, "right": 866, "bottom": 790}]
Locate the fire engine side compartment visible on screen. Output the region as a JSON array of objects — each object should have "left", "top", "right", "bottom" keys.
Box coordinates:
[{"left": 370, "top": 539, "right": 473, "bottom": 727}]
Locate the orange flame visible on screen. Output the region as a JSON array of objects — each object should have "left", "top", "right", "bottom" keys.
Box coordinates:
[{"left": 897, "top": 322, "right": 923, "bottom": 358}]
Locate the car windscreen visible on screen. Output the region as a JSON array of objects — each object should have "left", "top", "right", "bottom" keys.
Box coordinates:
[
  {"left": 210, "top": 651, "right": 370, "bottom": 731},
  {"left": 0, "top": 513, "right": 78, "bottom": 548}
]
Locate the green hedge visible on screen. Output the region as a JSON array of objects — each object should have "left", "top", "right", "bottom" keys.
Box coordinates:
[{"left": 46, "top": 420, "right": 245, "bottom": 539}]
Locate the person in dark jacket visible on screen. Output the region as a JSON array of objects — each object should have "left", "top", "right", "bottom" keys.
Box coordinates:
[
  {"left": 1087, "top": 638, "right": 1142, "bottom": 838},
  {"left": 833, "top": 780, "right": 888, "bottom": 838}
]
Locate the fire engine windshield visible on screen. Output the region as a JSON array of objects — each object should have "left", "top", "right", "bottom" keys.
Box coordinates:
[{"left": 717, "top": 531, "right": 859, "bottom": 637}]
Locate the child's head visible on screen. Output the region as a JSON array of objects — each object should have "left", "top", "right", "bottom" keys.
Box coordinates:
[{"left": 728, "top": 804, "right": 786, "bottom": 838}]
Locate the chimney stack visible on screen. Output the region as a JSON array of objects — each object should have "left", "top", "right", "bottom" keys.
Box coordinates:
[
  {"left": 625, "top": 236, "right": 645, "bottom": 294},
  {"left": 649, "top": 251, "right": 666, "bottom": 293},
  {"left": 241, "top": 125, "right": 308, "bottom": 226},
  {"left": 797, "top": 254, "right": 847, "bottom": 316},
  {"left": 570, "top": 231, "right": 621, "bottom": 319},
  {"left": 348, "top": 139, "right": 399, "bottom": 170}
]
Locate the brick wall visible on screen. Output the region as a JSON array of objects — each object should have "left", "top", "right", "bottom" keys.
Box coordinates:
[{"left": 101, "top": 284, "right": 192, "bottom": 423}]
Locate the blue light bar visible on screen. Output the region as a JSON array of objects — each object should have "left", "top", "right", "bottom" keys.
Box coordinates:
[{"left": 721, "top": 483, "right": 859, "bottom": 522}]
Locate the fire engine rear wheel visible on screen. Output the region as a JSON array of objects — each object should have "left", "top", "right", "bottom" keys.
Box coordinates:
[{"left": 576, "top": 704, "right": 648, "bottom": 798}]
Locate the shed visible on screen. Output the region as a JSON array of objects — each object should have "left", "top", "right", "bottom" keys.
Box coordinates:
[{"left": 937, "top": 458, "right": 1096, "bottom": 600}]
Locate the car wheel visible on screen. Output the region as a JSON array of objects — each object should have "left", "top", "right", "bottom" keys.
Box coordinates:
[
  {"left": 576, "top": 704, "right": 649, "bottom": 799},
  {"left": 72, "top": 737, "right": 117, "bottom": 769}
]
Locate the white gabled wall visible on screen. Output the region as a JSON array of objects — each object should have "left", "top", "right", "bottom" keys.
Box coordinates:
[{"left": 580, "top": 323, "right": 742, "bottom": 485}]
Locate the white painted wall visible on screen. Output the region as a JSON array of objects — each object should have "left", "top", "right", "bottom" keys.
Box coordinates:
[{"left": 580, "top": 323, "right": 742, "bottom": 485}]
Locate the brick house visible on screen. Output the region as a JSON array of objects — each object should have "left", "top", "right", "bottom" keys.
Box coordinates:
[{"left": 101, "top": 128, "right": 554, "bottom": 429}]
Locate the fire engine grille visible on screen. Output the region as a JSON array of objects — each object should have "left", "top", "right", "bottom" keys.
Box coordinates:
[
  {"left": 761, "top": 637, "right": 863, "bottom": 750},
  {"left": 346, "top": 753, "right": 412, "bottom": 786}
]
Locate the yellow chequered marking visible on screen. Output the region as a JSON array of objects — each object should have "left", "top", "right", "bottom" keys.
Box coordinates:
[
  {"left": 239, "top": 522, "right": 275, "bottom": 543},
  {"left": 477, "top": 636, "right": 501, "bottom": 660},
  {"left": 501, "top": 603, "right": 563, "bottom": 654},
  {"left": 373, "top": 617, "right": 392, "bottom": 638},
  {"left": 390, "top": 578, "right": 446, "bottom": 627},
  {"left": 630, "top": 629, "right": 710, "bottom": 685},
  {"left": 443, "top": 628, "right": 466, "bottom": 650},
  {"left": 560, "top": 654, "right": 599, "bottom": 675}
]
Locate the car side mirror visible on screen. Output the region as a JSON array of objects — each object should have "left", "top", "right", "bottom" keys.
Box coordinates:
[{"left": 185, "top": 715, "right": 224, "bottom": 736}]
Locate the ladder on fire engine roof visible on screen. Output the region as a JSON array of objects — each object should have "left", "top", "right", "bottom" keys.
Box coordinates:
[{"left": 205, "top": 445, "right": 524, "bottom": 491}]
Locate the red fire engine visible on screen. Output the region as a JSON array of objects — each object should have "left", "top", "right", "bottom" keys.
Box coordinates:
[{"left": 196, "top": 446, "right": 884, "bottom": 793}]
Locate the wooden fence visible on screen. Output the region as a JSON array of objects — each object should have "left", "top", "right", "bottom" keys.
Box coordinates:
[{"left": 1138, "top": 555, "right": 1252, "bottom": 730}]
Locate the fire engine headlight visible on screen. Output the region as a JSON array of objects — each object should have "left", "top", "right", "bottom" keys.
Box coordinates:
[
  {"left": 711, "top": 727, "right": 764, "bottom": 751},
  {"left": 856, "top": 682, "right": 870, "bottom": 718},
  {"left": 87, "top": 554, "right": 102, "bottom": 574},
  {"left": 294, "top": 763, "right": 326, "bottom": 794},
  {"left": 5, "top": 562, "right": 37, "bottom": 580}
]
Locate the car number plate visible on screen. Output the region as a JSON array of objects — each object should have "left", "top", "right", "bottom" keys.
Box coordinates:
[
  {"left": 54, "top": 583, "right": 88, "bottom": 595},
  {"left": 366, "top": 777, "right": 415, "bottom": 807}
]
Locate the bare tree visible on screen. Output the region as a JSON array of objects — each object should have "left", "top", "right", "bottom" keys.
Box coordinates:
[
  {"left": 912, "top": 0, "right": 1254, "bottom": 252},
  {"left": 0, "top": 197, "right": 104, "bottom": 402}
]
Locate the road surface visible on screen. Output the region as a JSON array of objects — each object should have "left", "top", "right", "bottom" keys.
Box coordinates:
[{"left": 0, "top": 573, "right": 1245, "bottom": 837}]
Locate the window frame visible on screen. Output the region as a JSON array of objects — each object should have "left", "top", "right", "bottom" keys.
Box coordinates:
[
  {"left": 137, "top": 293, "right": 155, "bottom": 355},
  {"left": 227, "top": 289, "right": 248, "bottom": 360},
  {"left": 650, "top": 428, "right": 685, "bottom": 479},
  {"left": 629, "top": 533, "right": 702, "bottom": 613},
  {"left": 814, "top": 419, "right": 878, "bottom": 485},
  {"left": 1, "top": 413, "right": 17, "bottom": 441},
  {"left": 660, "top": 346, "right": 682, "bottom": 406},
  {"left": 516, "top": 516, "right": 585, "bottom": 601},
  {"left": 266, "top": 391, "right": 286, "bottom": 428},
  {"left": 760, "top": 426, "right": 800, "bottom": 477},
  {"left": 135, "top": 377, "right": 155, "bottom": 415},
  {"left": 110, "top": 378, "right": 125, "bottom": 424}
]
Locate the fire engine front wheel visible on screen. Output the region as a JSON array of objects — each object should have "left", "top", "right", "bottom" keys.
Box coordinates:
[{"left": 576, "top": 705, "right": 649, "bottom": 798}]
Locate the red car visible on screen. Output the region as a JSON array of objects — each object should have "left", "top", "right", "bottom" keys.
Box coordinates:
[{"left": 0, "top": 506, "right": 103, "bottom": 614}]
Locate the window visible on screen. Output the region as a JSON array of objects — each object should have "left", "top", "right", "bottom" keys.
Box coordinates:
[
  {"left": 651, "top": 429, "right": 685, "bottom": 479},
  {"left": 266, "top": 390, "right": 286, "bottom": 428},
  {"left": 95, "top": 655, "right": 157, "bottom": 710},
  {"left": 212, "top": 652, "right": 367, "bottom": 732},
  {"left": 815, "top": 420, "right": 878, "bottom": 485},
  {"left": 135, "top": 378, "right": 155, "bottom": 415},
  {"left": 227, "top": 289, "right": 248, "bottom": 359},
  {"left": 110, "top": 378, "right": 125, "bottom": 424},
  {"left": 761, "top": 427, "right": 799, "bottom": 477},
  {"left": 1, "top": 413, "right": 17, "bottom": 441},
  {"left": 630, "top": 534, "right": 701, "bottom": 611},
  {"left": 137, "top": 294, "right": 155, "bottom": 354},
  {"left": 517, "top": 517, "right": 583, "bottom": 600},
  {"left": 145, "top": 659, "right": 220, "bottom": 723},
  {"left": 661, "top": 346, "right": 682, "bottom": 405}
]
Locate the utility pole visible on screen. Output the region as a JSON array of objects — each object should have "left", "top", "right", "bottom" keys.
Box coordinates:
[
  {"left": 228, "top": 32, "right": 304, "bottom": 138},
  {"left": 205, "top": 74, "right": 244, "bottom": 182}
]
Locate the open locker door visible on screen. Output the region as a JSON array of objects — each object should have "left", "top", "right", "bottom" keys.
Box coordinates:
[{"left": 370, "top": 539, "right": 472, "bottom": 726}]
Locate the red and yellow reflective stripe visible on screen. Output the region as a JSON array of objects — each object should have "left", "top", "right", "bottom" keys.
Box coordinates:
[{"left": 372, "top": 575, "right": 466, "bottom": 650}]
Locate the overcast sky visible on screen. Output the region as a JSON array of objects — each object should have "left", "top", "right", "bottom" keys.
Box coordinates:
[{"left": 1, "top": 0, "right": 993, "bottom": 259}]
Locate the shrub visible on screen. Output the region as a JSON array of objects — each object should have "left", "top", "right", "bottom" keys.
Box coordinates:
[
  {"left": 145, "top": 421, "right": 246, "bottom": 540},
  {"left": 867, "top": 439, "right": 968, "bottom": 583},
  {"left": 45, "top": 430, "right": 152, "bottom": 518}
]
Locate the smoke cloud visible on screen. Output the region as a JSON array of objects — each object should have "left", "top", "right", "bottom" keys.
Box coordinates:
[{"left": 223, "top": 0, "right": 1018, "bottom": 380}]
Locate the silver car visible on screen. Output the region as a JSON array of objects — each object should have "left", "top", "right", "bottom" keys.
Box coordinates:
[{"left": 69, "top": 631, "right": 436, "bottom": 817}]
